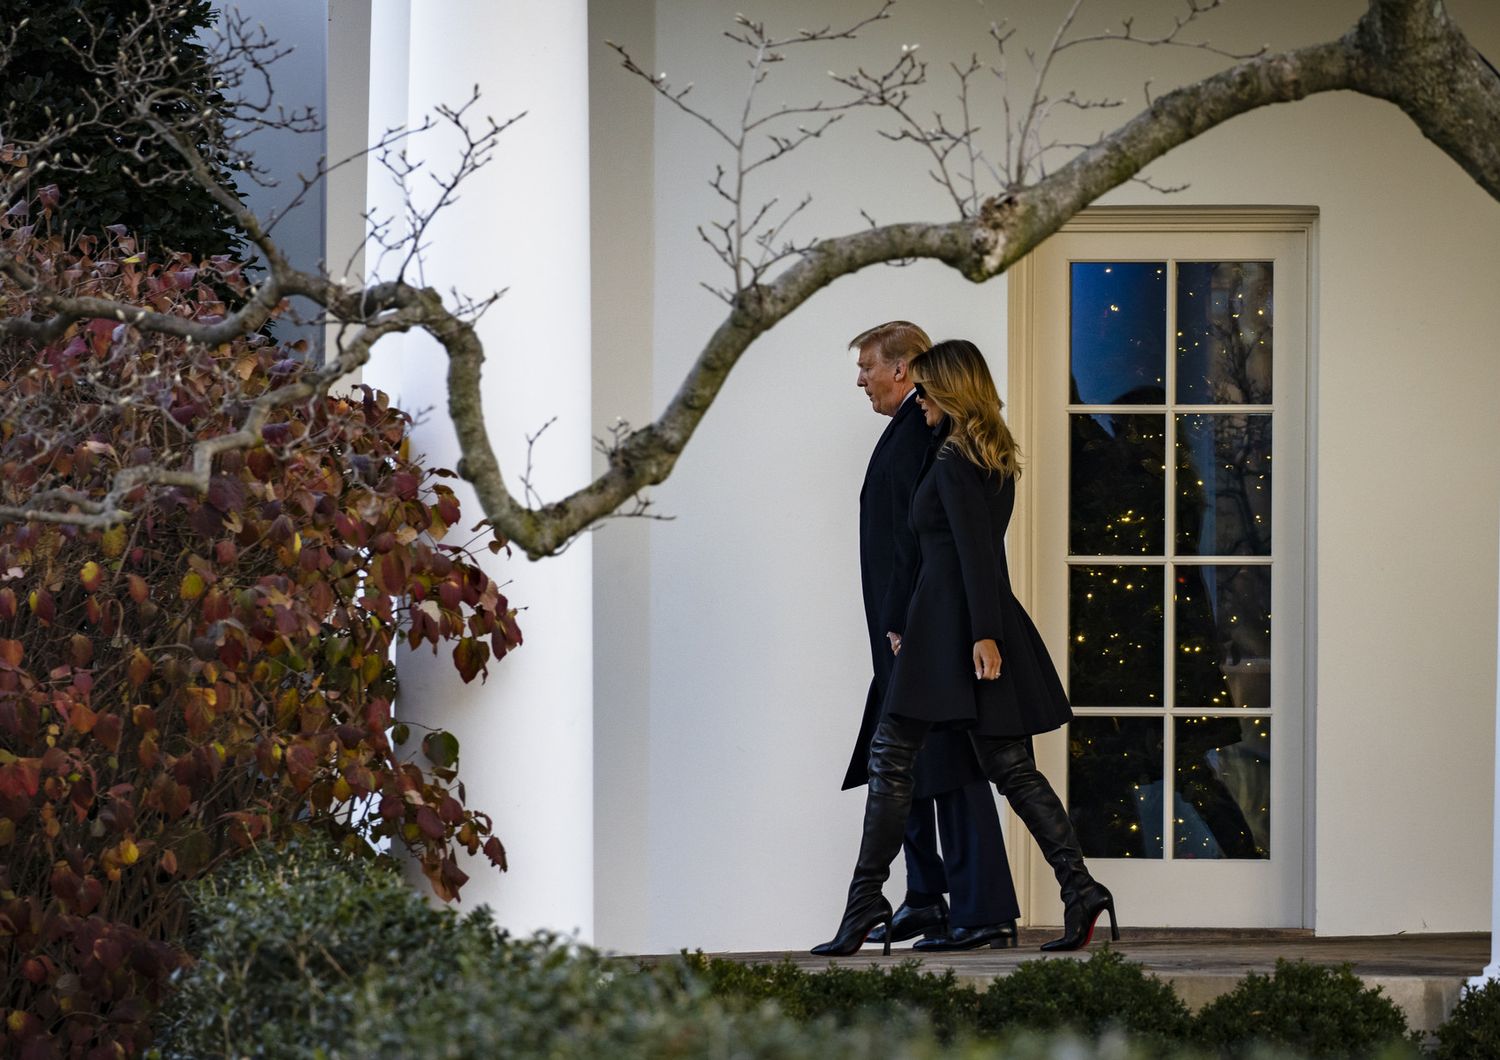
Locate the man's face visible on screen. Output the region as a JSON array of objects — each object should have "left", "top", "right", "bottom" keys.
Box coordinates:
[{"left": 855, "top": 345, "right": 910, "bottom": 417}]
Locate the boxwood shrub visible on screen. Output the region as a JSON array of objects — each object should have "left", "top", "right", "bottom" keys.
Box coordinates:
[
  {"left": 1433, "top": 977, "right": 1500, "bottom": 1060},
  {"left": 976, "top": 948, "right": 1194, "bottom": 1044},
  {"left": 674, "top": 953, "right": 982, "bottom": 1040},
  {"left": 1193, "top": 959, "right": 1421, "bottom": 1059}
]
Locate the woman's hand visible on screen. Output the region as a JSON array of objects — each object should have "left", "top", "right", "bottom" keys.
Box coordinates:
[
  {"left": 888, "top": 632, "right": 902, "bottom": 655},
  {"left": 974, "top": 639, "right": 1002, "bottom": 680}
]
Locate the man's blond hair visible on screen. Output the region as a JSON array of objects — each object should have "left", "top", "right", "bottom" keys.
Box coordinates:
[{"left": 848, "top": 320, "right": 932, "bottom": 363}]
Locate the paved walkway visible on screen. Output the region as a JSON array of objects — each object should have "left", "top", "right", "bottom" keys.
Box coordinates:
[{"left": 685, "top": 930, "right": 1490, "bottom": 1033}]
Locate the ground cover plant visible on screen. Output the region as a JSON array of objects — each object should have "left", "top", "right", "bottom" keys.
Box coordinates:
[{"left": 0, "top": 194, "right": 518, "bottom": 1057}]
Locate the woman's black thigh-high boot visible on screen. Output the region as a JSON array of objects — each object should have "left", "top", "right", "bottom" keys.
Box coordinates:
[
  {"left": 811, "top": 715, "right": 929, "bottom": 956},
  {"left": 970, "top": 735, "right": 1118, "bottom": 951}
]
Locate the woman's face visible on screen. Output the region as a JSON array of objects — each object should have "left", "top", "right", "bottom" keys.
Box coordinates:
[{"left": 914, "top": 382, "right": 945, "bottom": 427}]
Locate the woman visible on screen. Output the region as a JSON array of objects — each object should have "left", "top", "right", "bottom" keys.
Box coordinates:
[{"left": 813, "top": 339, "right": 1116, "bottom": 957}]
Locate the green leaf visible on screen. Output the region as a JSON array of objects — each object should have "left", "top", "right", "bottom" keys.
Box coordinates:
[{"left": 421, "top": 731, "right": 459, "bottom": 769}]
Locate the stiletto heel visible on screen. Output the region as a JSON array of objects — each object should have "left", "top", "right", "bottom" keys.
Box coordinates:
[
  {"left": 812, "top": 897, "right": 895, "bottom": 957},
  {"left": 1041, "top": 884, "right": 1117, "bottom": 952}
]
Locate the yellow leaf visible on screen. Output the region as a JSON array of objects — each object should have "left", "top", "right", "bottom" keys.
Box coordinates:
[
  {"left": 79, "top": 561, "right": 104, "bottom": 592},
  {"left": 180, "top": 572, "right": 206, "bottom": 601},
  {"left": 100, "top": 526, "right": 127, "bottom": 559},
  {"left": 119, "top": 838, "right": 140, "bottom": 866}
]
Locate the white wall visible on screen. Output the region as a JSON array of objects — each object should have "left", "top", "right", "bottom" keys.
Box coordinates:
[{"left": 590, "top": 0, "right": 1500, "bottom": 951}]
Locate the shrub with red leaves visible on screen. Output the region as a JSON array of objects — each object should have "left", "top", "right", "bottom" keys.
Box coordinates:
[{"left": 0, "top": 199, "right": 518, "bottom": 1057}]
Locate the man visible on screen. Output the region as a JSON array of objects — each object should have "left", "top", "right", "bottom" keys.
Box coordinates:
[{"left": 844, "top": 320, "right": 1019, "bottom": 951}]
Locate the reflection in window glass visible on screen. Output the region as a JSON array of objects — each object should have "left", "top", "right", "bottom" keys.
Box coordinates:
[
  {"left": 1070, "top": 263, "right": 1167, "bottom": 406},
  {"left": 1174, "top": 716, "right": 1270, "bottom": 859},
  {"left": 1176, "top": 566, "right": 1271, "bottom": 709},
  {"left": 1070, "top": 414, "right": 1165, "bottom": 555},
  {"left": 1176, "top": 262, "right": 1274, "bottom": 404},
  {"left": 1176, "top": 414, "right": 1272, "bottom": 556},
  {"left": 1069, "top": 566, "right": 1163, "bottom": 707},
  {"left": 1069, "top": 716, "right": 1164, "bottom": 858}
]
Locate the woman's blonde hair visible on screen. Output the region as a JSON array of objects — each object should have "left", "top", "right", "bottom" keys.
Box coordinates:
[{"left": 910, "top": 339, "right": 1022, "bottom": 479}]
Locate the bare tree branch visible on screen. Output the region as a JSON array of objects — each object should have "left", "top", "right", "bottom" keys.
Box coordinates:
[{"left": 1, "top": 0, "right": 1497, "bottom": 564}]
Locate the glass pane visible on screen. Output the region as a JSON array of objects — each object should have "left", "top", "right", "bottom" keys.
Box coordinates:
[
  {"left": 1174, "top": 716, "right": 1270, "bottom": 859},
  {"left": 1070, "top": 262, "right": 1167, "bottom": 406},
  {"left": 1070, "top": 414, "right": 1166, "bottom": 555},
  {"left": 1176, "top": 414, "right": 1272, "bottom": 556},
  {"left": 1175, "top": 566, "right": 1272, "bottom": 709},
  {"left": 1176, "top": 262, "right": 1274, "bottom": 404},
  {"left": 1069, "top": 565, "right": 1164, "bottom": 707},
  {"left": 1069, "top": 716, "right": 1164, "bottom": 859}
]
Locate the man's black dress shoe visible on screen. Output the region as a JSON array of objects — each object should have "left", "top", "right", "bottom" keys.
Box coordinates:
[
  {"left": 866, "top": 897, "right": 949, "bottom": 945},
  {"left": 911, "top": 921, "right": 1019, "bottom": 952}
]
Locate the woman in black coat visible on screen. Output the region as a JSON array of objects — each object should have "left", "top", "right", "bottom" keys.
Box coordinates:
[{"left": 813, "top": 339, "right": 1117, "bottom": 957}]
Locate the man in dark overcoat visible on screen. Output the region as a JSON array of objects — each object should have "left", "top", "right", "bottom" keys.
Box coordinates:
[{"left": 844, "top": 320, "right": 1020, "bottom": 950}]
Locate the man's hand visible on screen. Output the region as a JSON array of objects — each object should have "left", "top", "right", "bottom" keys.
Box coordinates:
[
  {"left": 974, "top": 639, "right": 1002, "bottom": 680},
  {"left": 888, "top": 632, "right": 902, "bottom": 655}
]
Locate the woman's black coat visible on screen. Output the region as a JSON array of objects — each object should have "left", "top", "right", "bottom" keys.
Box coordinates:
[
  {"left": 885, "top": 443, "right": 1072, "bottom": 737},
  {"left": 842, "top": 397, "right": 984, "bottom": 798}
]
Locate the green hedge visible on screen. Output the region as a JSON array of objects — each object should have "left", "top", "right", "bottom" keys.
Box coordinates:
[
  {"left": 155, "top": 840, "right": 1452, "bottom": 1059},
  {"left": 1433, "top": 977, "right": 1500, "bottom": 1060},
  {"left": 1194, "top": 960, "right": 1422, "bottom": 1059}
]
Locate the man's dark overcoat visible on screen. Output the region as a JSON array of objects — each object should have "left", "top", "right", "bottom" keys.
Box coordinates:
[
  {"left": 884, "top": 445, "right": 1072, "bottom": 736},
  {"left": 842, "top": 396, "right": 984, "bottom": 798}
]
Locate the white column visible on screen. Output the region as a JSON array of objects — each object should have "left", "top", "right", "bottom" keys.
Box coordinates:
[
  {"left": 364, "top": 1, "right": 594, "bottom": 939},
  {"left": 1473, "top": 496, "right": 1500, "bottom": 988}
]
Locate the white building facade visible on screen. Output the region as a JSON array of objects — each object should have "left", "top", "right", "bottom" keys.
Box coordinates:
[{"left": 249, "top": 0, "right": 1500, "bottom": 961}]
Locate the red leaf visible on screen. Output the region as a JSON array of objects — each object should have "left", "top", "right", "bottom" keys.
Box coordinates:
[
  {"left": 390, "top": 472, "right": 419, "bottom": 500},
  {"left": 68, "top": 634, "right": 93, "bottom": 668},
  {"left": 415, "top": 805, "right": 444, "bottom": 840},
  {"left": 206, "top": 475, "right": 246, "bottom": 513},
  {"left": 0, "top": 758, "right": 40, "bottom": 799},
  {"left": 452, "top": 637, "right": 490, "bottom": 684},
  {"left": 483, "top": 836, "right": 509, "bottom": 871},
  {"left": 285, "top": 743, "right": 316, "bottom": 792},
  {"left": 93, "top": 713, "right": 122, "bottom": 752}
]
